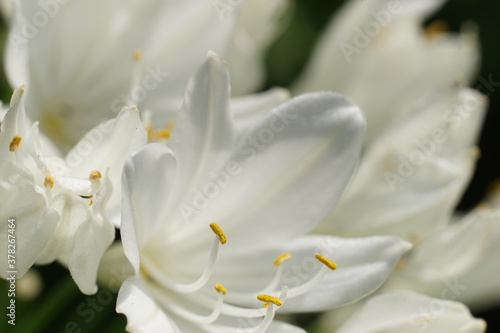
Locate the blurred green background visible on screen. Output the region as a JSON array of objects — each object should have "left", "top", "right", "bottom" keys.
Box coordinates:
[{"left": 1, "top": 0, "right": 499, "bottom": 332}]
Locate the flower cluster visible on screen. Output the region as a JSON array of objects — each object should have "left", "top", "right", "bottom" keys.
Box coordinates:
[{"left": 0, "top": 0, "right": 497, "bottom": 332}]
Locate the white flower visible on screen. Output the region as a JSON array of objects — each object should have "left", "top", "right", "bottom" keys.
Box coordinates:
[
  {"left": 4, "top": 0, "right": 287, "bottom": 147},
  {"left": 0, "top": 86, "right": 147, "bottom": 294},
  {"left": 319, "top": 86, "right": 487, "bottom": 241},
  {"left": 5, "top": 0, "right": 236, "bottom": 146},
  {"left": 282, "top": 0, "right": 500, "bottom": 319},
  {"left": 292, "top": 0, "right": 479, "bottom": 144},
  {"left": 332, "top": 291, "right": 486, "bottom": 333},
  {"left": 113, "top": 52, "right": 411, "bottom": 332}
]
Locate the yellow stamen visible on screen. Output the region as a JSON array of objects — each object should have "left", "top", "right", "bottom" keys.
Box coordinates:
[
  {"left": 257, "top": 294, "right": 282, "bottom": 306},
  {"left": 262, "top": 302, "right": 270, "bottom": 308},
  {"left": 210, "top": 222, "right": 227, "bottom": 244},
  {"left": 9, "top": 134, "right": 22, "bottom": 152},
  {"left": 132, "top": 49, "right": 143, "bottom": 61},
  {"left": 44, "top": 175, "right": 55, "bottom": 188},
  {"left": 315, "top": 253, "right": 337, "bottom": 270},
  {"left": 89, "top": 170, "right": 102, "bottom": 180},
  {"left": 273, "top": 253, "right": 292, "bottom": 267},
  {"left": 147, "top": 121, "right": 175, "bottom": 142},
  {"left": 155, "top": 121, "right": 175, "bottom": 139},
  {"left": 89, "top": 199, "right": 93, "bottom": 206},
  {"left": 424, "top": 20, "right": 449, "bottom": 38},
  {"left": 214, "top": 283, "right": 227, "bottom": 295}
]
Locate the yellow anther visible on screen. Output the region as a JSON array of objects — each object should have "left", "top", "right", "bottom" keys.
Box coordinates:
[
  {"left": 89, "top": 170, "right": 102, "bottom": 180},
  {"left": 132, "top": 49, "right": 143, "bottom": 61},
  {"left": 44, "top": 175, "right": 55, "bottom": 189},
  {"left": 147, "top": 122, "right": 175, "bottom": 142},
  {"left": 210, "top": 222, "right": 227, "bottom": 244},
  {"left": 262, "top": 302, "right": 270, "bottom": 308},
  {"left": 273, "top": 253, "right": 292, "bottom": 267},
  {"left": 214, "top": 283, "right": 227, "bottom": 295},
  {"left": 315, "top": 253, "right": 337, "bottom": 270},
  {"left": 257, "top": 294, "right": 282, "bottom": 306},
  {"left": 9, "top": 134, "right": 22, "bottom": 152},
  {"left": 89, "top": 199, "right": 93, "bottom": 206},
  {"left": 155, "top": 122, "right": 175, "bottom": 139},
  {"left": 424, "top": 20, "right": 449, "bottom": 38}
]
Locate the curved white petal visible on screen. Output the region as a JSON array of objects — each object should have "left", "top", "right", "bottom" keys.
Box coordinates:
[
  {"left": 117, "top": 277, "right": 180, "bottom": 333},
  {"left": 36, "top": 192, "right": 90, "bottom": 264},
  {"left": 166, "top": 91, "right": 365, "bottom": 253},
  {"left": 387, "top": 206, "right": 500, "bottom": 311},
  {"left": 278, "top": 236, "right": 411, "bottom": 312},
  {"left": 166, "top": 51, "right": 236, "bottom": 222},
  {"left": 0, "top": 163, "right": 59, "bottom": 278},
  {"left": 121, "top": 143, "right": 178, "bottom": 273},
  {"left": 336, "top": 291, "right": 486, "bottom": 333},
  {"left": 321, "top": 87, "right": 486, "bottom": 241},
  {"left": 206, "top": 235, "right": 410, "bottom": 313},
  {"left": 68, "top": 212, "right": 115, "bottom": 295}
]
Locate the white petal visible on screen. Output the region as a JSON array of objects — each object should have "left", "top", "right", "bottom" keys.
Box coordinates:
[
  {"left": 0, "top": 163, "right": 59, "bottom": 278},
  {"left": 121, "top": 143, "right": 177, "bottom": 273},
  {"left": 322, "top": 87, "right": 486, "bottom": 241},
  {"left": 65, "top": 107, "right": 147, "bottom": 226},
  {"left": 165, "top": 51, "right": 236, "bottom": 220},
  {"left": 336, "top": 291, "right": 486, "bottom": 333},
  {"left": 0, "top": 86, "right": 29, "bottom": 164},
  {"left": 171, "top": 92, "right": 365, "bottom": 251},
  {"left": 36, "top": 192, "right": 90, "bottom": 264},
  {"left": 213, "top": 235, "right": 410, "bottom": 312},
  {"left": 400, "top": 208, "right": 494, "bottom": 281},
  {"left": 279, "top": 236, "right": 411, "bottom": 312},
  {"left": 67, "top": 210, "right": 115, "bottom": 295},
  {"left": 387, "top": 206, "right": 500, "bottom": 310},
  {"left": 117, "top": 277, "right": 180, "bottom": 333}
]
